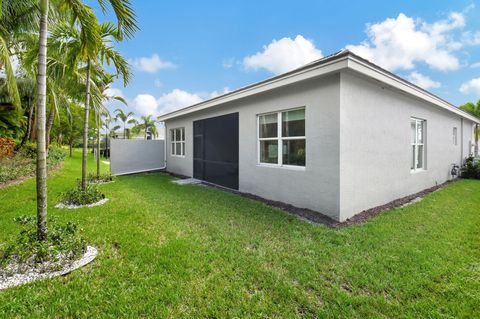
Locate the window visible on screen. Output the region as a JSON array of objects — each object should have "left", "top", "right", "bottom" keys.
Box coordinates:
[
  {"left": 453, "top": 127, "right": 458, "bottom": 145},
  {"left": 170, "top": 127, "right": 185, "bottom": 156},
  {"left": 410, "top": 118, "right": 425, "bottom": 171},
  {"left": 258, "top": 107, "right": 305, "bottom": 167}
]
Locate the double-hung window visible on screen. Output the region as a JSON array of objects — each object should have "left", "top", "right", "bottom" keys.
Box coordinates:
[
  {"left": 410, "top": 118, "right": 425, "bottom": 171},
  {"left": 258, "top": 107, "right": 306, "bottom": 167},
  {"left": 170, "top": 127, "right": 185, "bottom": 157}
]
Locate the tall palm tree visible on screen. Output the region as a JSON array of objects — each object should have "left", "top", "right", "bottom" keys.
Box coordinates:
[
  {"left": 35, "top": 0, "right": 49, "bottom": 241},
  {"left": 460, "top": 100, "right": 480, "bottom": 156},
  {"left": 114, "top": 108, "right": 134, "bottom": 139},
  {"left": 80, "top": 21, "right": 132, "bottom": 190},
  {"left": 31, "top": 0, "right": 137, "bottom": 239}
]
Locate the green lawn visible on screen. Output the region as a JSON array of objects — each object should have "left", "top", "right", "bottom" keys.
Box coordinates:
[{"left": 1, "top": 151, "right": 479, "bottom": 318}]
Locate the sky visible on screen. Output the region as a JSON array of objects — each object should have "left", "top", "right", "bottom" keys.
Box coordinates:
[{"left": 89, "top": 0, "right": 480, "bottom": 123}]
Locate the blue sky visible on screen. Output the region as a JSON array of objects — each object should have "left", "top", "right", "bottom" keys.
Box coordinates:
[{"left": 90, "top": 0, "right": 480, "bottom": 119}]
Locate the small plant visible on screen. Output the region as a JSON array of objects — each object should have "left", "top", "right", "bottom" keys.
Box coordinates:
[
  {"left": 59, "top": 181, "right": 105, "bottom": 206},
  {"left": 47, "top": 146, "right": 67, "bottom": 164},
  {"left": 460, "top": 156, "right": 480, "bottom": 179},
  {"left": 88, "top": 172, "right": 115, "bottom": 183},
  {"left": 0, "top": 137, "right": 15, "bottom": 158},
  {"left": 0, "top": 215, "right": 86, "bottom": 274}
]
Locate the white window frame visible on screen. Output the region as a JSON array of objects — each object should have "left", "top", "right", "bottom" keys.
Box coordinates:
[
  {"left": 170, "top": 127, "right": 185, "bottom": 157},
  {"left": 411, "top": 118, "right": 426, "bottom": 172},
  {"left": 257, "top": 107, "right": 306, "bottom": 169}
]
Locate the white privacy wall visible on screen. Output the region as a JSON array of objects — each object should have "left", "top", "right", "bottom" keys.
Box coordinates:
[
  {"left": 165, "top": 75, "right": 342, "bottom": 220},
  {"left": 110, "top": 139, "right": 165, "bottom": 175},
  {"left": 338, "top": 71, "right": 475, "bottom": 221}
]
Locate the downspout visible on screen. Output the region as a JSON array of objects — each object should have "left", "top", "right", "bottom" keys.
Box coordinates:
[
  {"left": 162, "top": 122, "right": 167, "bottom": 170},
  {"left": 460, "top": 118, "right": 464, "bottom": 164}
]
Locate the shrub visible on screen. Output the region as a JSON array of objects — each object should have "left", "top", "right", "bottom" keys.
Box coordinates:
[
  {"left": 460, "top": 156, "right": 480, "bottom": 179},
  {"left": 88, "top": 172, "right": 115, "bottom": 183},
  {"left": 0, "top": 215, "right": 86, "bottom": 274},
  {"left": 17, "top": 141, "right": 37, "bottom": 159},
  {"left": 0, "top": 137, "right": 15, "bottom": 158},
  {"left": 0, "top": 143, "right": 66, "bottom": 185},
  {"left": 47, "top": 146, "right": 67, "bottom": 165},
  {"left": 59, "top": 181, "right": 105, "bottom": 206},
  {"left": 0, "top": 157, "right": 35, "bottom": 183}
]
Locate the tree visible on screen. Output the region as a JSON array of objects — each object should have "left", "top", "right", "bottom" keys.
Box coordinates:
[
  {"left": 31, "top": 0, "right": 137, "bottom": 240},
  {"left": 460, "top": 100, "right": 480, "bottom": 156},
  {"left": 139, "top": 115, "right": 157, "bottom": 139},
  {"left": 114, "top": 108, "right": 134, "bottom": 139}
]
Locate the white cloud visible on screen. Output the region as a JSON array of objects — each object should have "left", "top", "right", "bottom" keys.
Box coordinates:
[
  {"left": 132, "top": 94, "right": 159, "bottom": 116},
  {"left": 157, "top": 89, "right": 204, "bottom": 114},
  {"left": 346, "top": 12, "right": 465, "bottom": 71},
  {"left": 132, "top": 54, "right": 176, "bottom": 73},
  {"left": 131, "top": 88, "right": 232, "bottom": 117},
  {"left": 407, "top": 72, "right": 441, "bottom": 90},
  {"left": 222, "top": 58, "right": 235, "bottom": 69},
  {"left": 470, "top": 62, "right": 480, "bottom": 68},
  {"left": 460, "top": 78, "right": 480, "bottom": 95},
  {"left": 154, "top": 79, "right": 162, "bottom": 88},
  {"left": 462, "top": 31, "right": 480, "bottom": 45},
  {"left": 243, "top": 35, "right": 323, "bottom": 74},
  {"left": 104, "top": 87, "right": 124, "bottom": 99}
]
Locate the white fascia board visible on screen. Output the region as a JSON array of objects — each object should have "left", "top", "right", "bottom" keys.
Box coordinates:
[
  {"left": 158, "top": 58, "right": 349, "bottom": 121},
  {"left": 347, "top": 57, "right": 480, "bottom": 124}
]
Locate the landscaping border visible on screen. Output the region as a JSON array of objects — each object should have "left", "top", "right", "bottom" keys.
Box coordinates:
[{"left": 0, "top": 246, "right": 97, "bottom": 290}]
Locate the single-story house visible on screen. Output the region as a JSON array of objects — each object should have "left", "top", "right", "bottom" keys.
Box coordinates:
[{"left": 157, "top": 50, "right": 479, "bottom": 222}]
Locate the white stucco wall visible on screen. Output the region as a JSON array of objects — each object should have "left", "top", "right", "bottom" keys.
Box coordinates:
[
  {"left": 165, "top": 75, "right": 342, "bottom": 219},
  {"left": 338, "top": 71, "right": 475, "bottom": 221}
]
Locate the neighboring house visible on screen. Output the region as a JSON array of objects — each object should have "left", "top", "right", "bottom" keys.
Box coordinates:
[{"left": 157, "top": 50, "right": 479, "bottom": 222}]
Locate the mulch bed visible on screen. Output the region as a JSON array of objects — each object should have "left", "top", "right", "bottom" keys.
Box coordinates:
[{"left": 179, "top": 173, "right": 452, "bottom": 228}]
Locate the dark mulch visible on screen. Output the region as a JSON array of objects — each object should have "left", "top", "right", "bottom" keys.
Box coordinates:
[
  {"left": 165, "top": 170, "right": 453, "bottom": 228},
  {"left": 201, "top": 179, "right": 453, "bottom": 228}
]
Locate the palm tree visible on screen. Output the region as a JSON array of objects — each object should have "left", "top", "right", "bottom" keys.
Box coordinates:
[
  {"left": 460, "top": 100, "right": 480, "bottom": 156},
  {"left": 80, "top": 21, "right": 133, "bottom": 190},
  {"left": 31, "top": 0, "right": 137, "bottom": 239},
  {"left": 35, "top": 0, "right": 49, "bottom": 240},
  {"left": 139, "top": 115, "right": 157, "bottom": 139},
  {"left": 114, "top": 108, "right": 134, "bottom": 139}
]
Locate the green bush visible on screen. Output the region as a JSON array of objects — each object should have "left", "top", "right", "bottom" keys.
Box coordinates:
[
  {"left": 17, "top": 142, "right": 37, "bottom": 159},
  {"left": 88, "top": 172, "right": 115, "bottom": 183},
  {"left": 47, "top": 146, "right": 67, "bottom": 165},
  {"left": 460, "top": 156, "right": 480, "bottom": 179},
  {"left": 0, "top": 157, "right": 36, "bottom": 183},
  {"left": 0, "top": 215, "right": 86, "bottom": 272},
  {"left": 59, "top": 182, "right": 105, "bottom": 206},
  {"left": 0, "top": 144, "right": 66, "bottom": 184}
]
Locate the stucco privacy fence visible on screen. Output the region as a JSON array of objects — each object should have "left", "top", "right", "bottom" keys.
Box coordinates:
[{"left": 110, "top": 139, "right": 165, "bottom": 176}]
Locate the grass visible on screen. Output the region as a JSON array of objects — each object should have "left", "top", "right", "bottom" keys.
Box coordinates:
[{"left": 1, "top": 150, "right": 479, "bottom": 318}]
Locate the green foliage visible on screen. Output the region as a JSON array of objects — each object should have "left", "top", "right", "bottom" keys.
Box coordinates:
[
  {"left": 88, "top": 171, "right": 114, "bottom": 183},
  {"left": 59, "top": 181, "right": 105, "bottom": 206},
  {"left": 0, "top": 215, "right": 86, "bottom": 270},
  {"left": 1, "top": 154, "right": 480, "bottom": 317},
  {"left": 48, "top": 145, "right": 67, "bottom": 163},
  {"left": 0, "top": 143, "right": 66, "bottom": 184},
  {"left": 460, "top": 156, "right": 480, "bottom": 179},
  {"left": 0, "top": 156, "right": 35, "bottom": 183}
]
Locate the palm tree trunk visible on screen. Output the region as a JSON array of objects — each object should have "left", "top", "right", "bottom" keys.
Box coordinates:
[
  {"left": 35, "top": 0, "right": 49, "bottom": 241},
  {"left": 96, "top": 112, "right": 100, "bottom": 177},
  {"left": 45, "top": 106, "right": 55, "bottom": 148},
  {"left": 123, "top": 122, "right": 126, "bottom": 139},
  {"left": 475, "top": 124, "right": 479, "bottom": 157},
  {"left": 19, "top": 102, "right": 34, "bottom": 148},
  {"left": 81, "top": 59, "right": 91, "bottom": 190}
]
